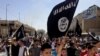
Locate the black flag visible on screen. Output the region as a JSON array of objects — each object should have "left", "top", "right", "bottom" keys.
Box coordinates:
[
  {"left": 67, "top": 18, "right": 77, "bottom": 37},
  {"left": 67, "top": 19, "right": 82, "bottom": 37},
  {"left": 14, "top": 25, "right": 25, "bottom": 41},
  {"left": 75, "top": 19, "right": 82, "bottom": 37},
  {"left": 47, "top": 0, "right": 79, "bottom": 39}
]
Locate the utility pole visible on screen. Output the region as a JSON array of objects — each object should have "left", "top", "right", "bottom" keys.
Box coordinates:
[
  {"left": 6, "top": 4, "right": 12, "bottom": 56},
  {"left": 19, "top": 12, "right": 20, "bottom": 21},
  {"left": 6, "top": 4, "right": 9, "bottom": 38}
]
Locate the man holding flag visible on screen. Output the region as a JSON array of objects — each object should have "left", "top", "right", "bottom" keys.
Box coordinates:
[
  {"left": 46, "top": 0, "right": 81, "bottom": 56},
  {"left": 6, "top": 25, "right": 25, "bottom": 56}
]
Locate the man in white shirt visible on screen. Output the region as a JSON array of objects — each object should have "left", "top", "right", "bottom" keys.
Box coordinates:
[{"left": 18, "top": 39, "right": 27, "bottom": 56}]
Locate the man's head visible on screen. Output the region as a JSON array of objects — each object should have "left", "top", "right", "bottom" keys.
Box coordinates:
[
  {"left": 41, "top": 43, "right": 52, "bottom": 56},
  {"left": 61, "top": 48, "right": 67, "bottom": 56},
  {"left": 18, "top": 39, "right": 25, "bottom": 46}
]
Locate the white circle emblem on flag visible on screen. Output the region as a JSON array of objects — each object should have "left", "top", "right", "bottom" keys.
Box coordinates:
[{"left": 58, "top": 17, "right": 69, "bottom": 32}]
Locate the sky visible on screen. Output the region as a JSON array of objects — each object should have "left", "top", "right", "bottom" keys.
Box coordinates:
[{"left": 0, "top": 0, "right": 100, "bottom": 32}]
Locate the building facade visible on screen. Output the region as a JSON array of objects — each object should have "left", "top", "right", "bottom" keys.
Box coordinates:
[
  {"left": 0, "top": 20, "right": 35, "bottom": 38},
  {"left": 74, "top": 5, "right": 100, "bottom": 35}
]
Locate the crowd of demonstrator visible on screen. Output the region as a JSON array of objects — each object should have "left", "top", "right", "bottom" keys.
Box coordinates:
[{"left": 0, "top": 36, "right": 100, "bottom": 56}]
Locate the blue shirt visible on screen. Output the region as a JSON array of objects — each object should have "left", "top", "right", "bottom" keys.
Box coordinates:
[{"left": 52, "top": 49, "right": 57, "bottom": 56}]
